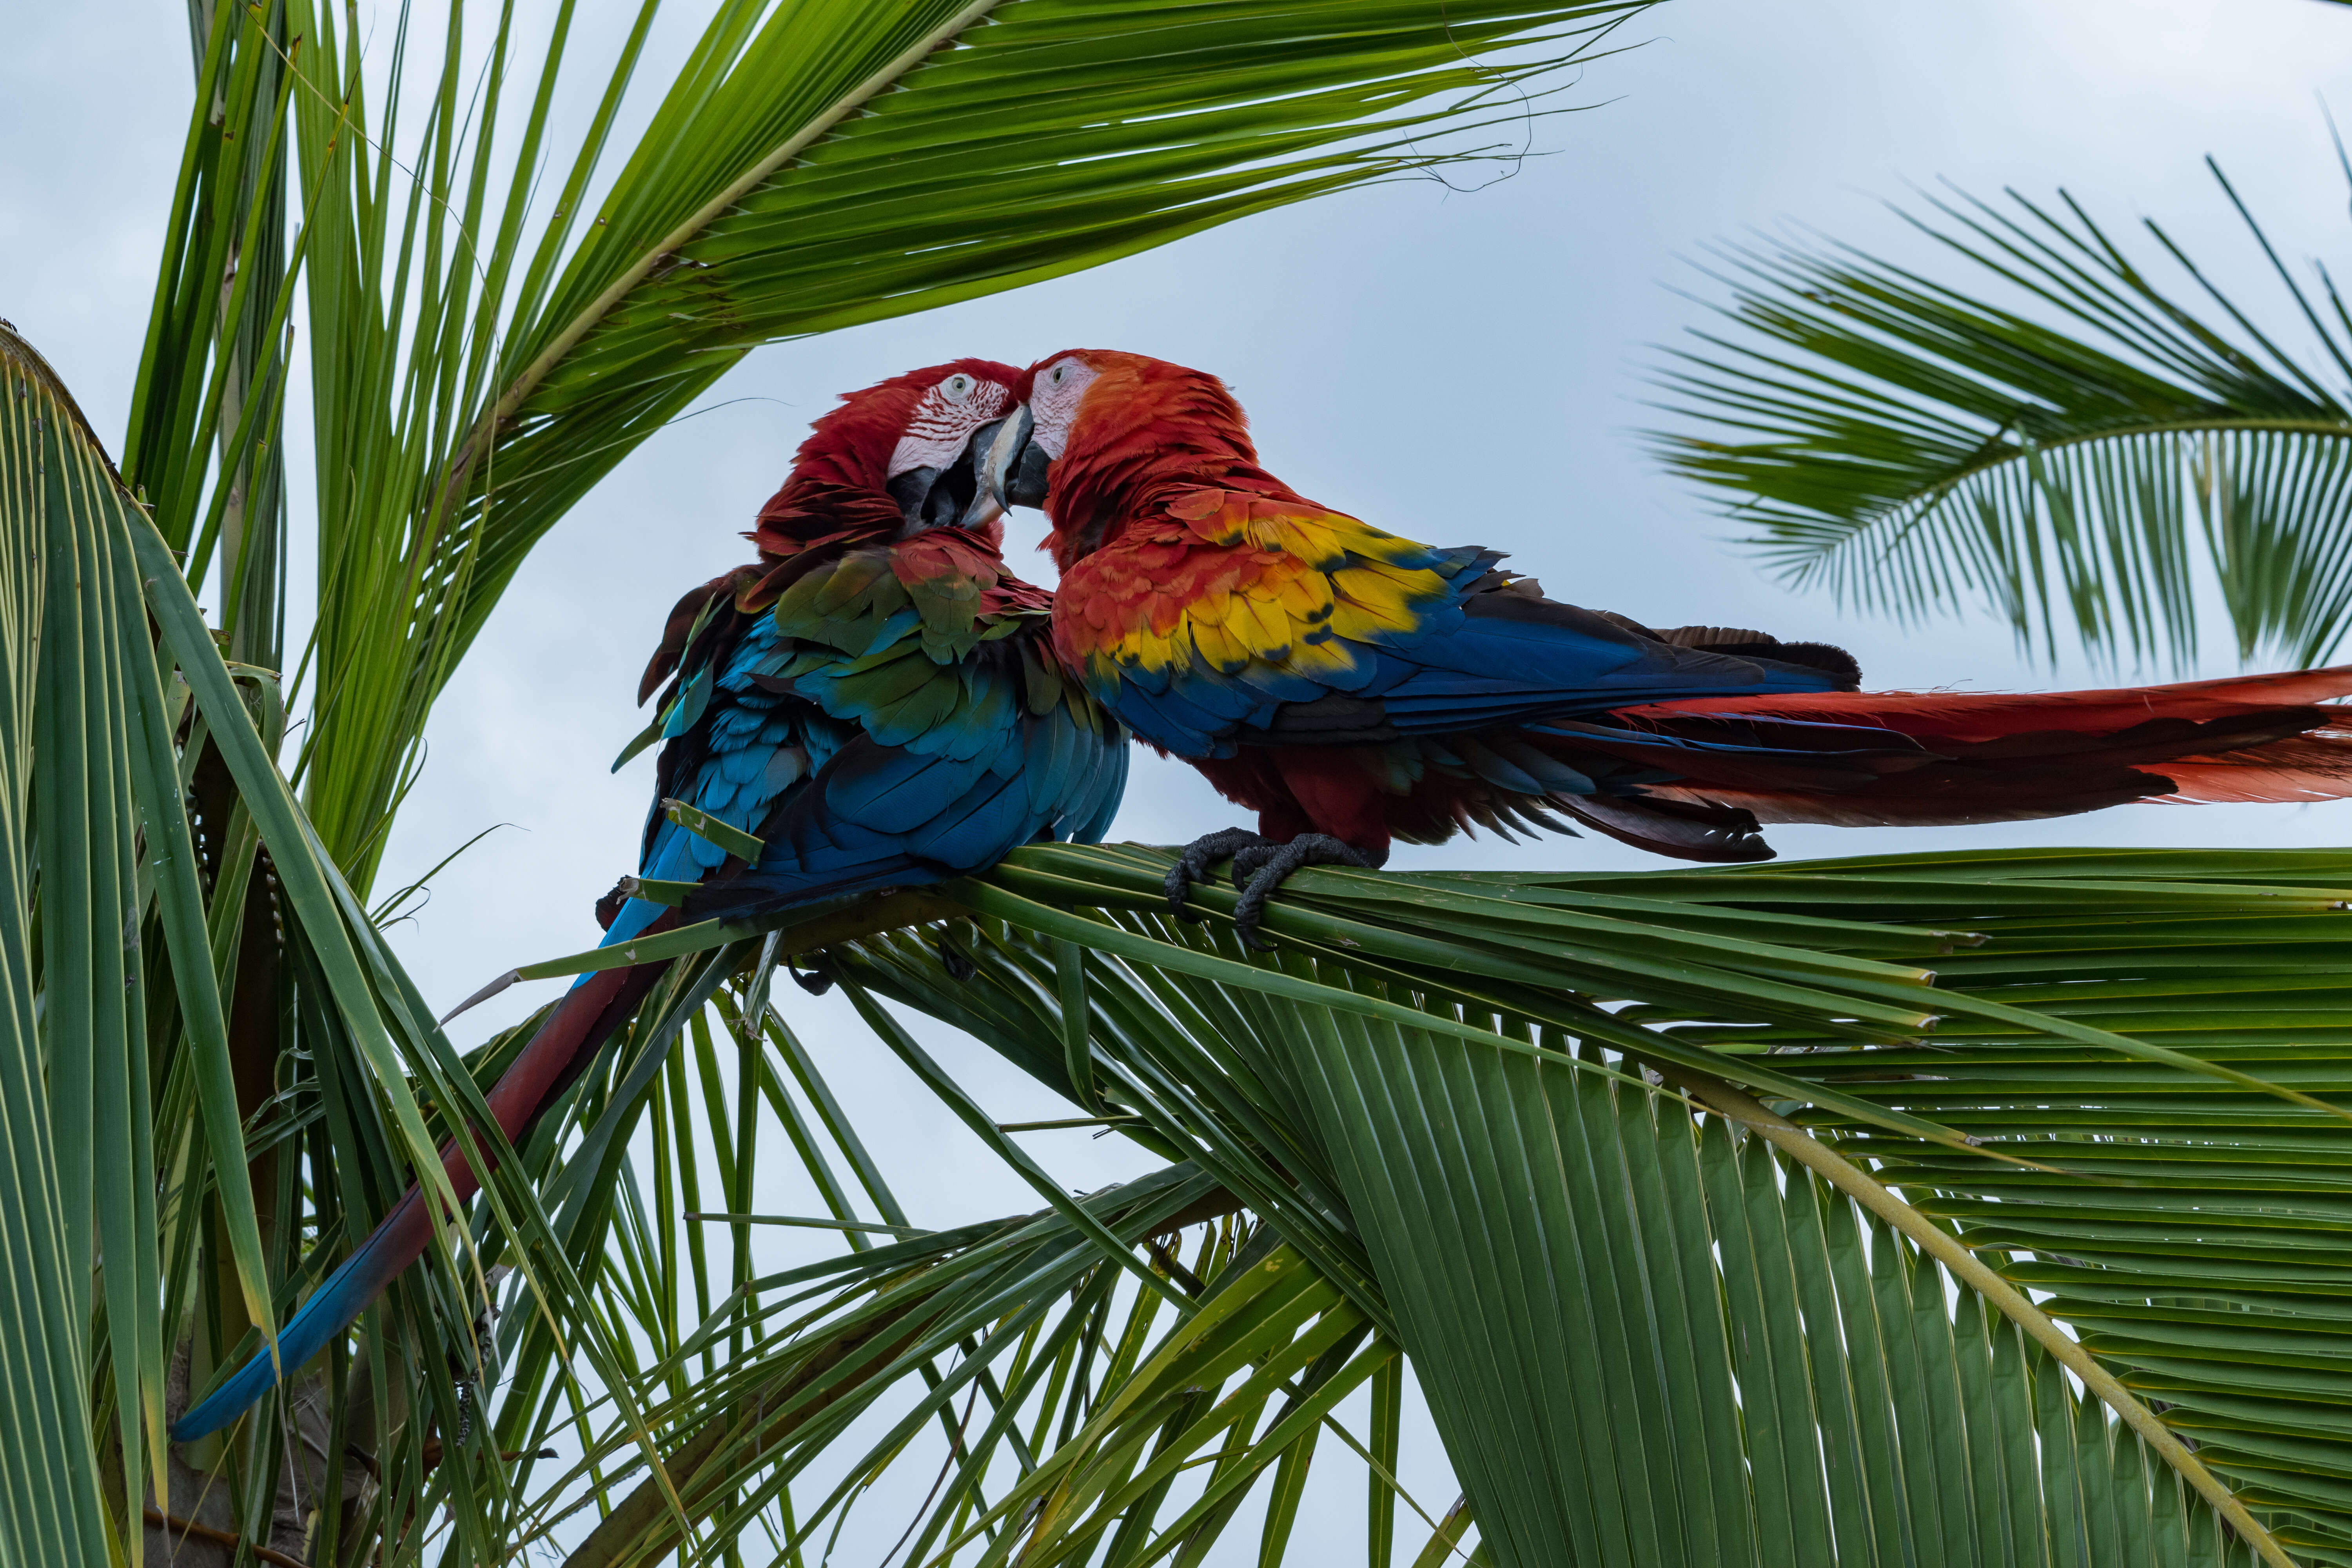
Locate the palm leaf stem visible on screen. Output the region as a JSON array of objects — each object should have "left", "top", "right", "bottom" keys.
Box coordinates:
[
  {"left": 1672, "top": 1067, "right": 2291, "bottom": 1568},
  {"left": 448, "top": 0, "right": 1008, "bottom": 503}
]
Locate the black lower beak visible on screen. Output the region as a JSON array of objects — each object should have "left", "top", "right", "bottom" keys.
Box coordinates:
[
  {"left": 889, "top": 420, "right": 1005, "bottom": 534},
  {"left": 980, "top": 403, "right": 1053, "bottom": 512},
  {"left": 1002, "top": 437, "right": 1052, "bottom": 509}
]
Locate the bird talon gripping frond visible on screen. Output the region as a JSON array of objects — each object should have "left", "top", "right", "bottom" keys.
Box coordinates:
[
  {"left": 615, "top": 875, "right": 697, "bottom": 907},
  {"left": 1163, "top": 826, "right": 1268, "bottom": 922},
  {"left": 1229, "top": 833, "right": 1385, "bottom": 951}
]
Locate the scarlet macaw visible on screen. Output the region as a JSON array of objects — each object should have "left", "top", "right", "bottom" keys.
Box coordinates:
[
  {"left": 174, "top": 360, "right": 1127, "bottom": 1441},
  {"left": 980, "top": 347, "right": 2352, "bottom": 945}
]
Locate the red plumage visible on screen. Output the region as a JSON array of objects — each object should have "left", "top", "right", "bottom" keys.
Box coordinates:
[
  {"left": 1033, "top": 352, "right": 1273, "bottom": 578},
  {"left": 1016, "top": 348, "right": 2352, "bottom": 882},
  {"left": 1610, "top": 670, "right": 2352, "bottom": 829},
  {"left": 1622, "top": 667, "right": 2352, "bottom": 742},
  {"left": 751, "top": 357, "right": 1021, "bottom": 557}
]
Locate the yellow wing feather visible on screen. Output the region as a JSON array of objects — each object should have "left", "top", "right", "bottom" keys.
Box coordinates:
[{"left": 1077, "top": 492, "right": 1457, "bottom": 693}]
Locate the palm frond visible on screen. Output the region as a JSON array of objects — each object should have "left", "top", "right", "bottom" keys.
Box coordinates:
[
  {"left": 495, "top": 834, "right": 2352, "bottom": 1564},
  {"left": 126, "top": 0, "right": 298, "bottom": 674},
  {"left": 0, "top": 321, "right": 699, "bottom": 1566},
  {"left": 441, "top": 838, "right": 2352, "bottom": 1561},
  {"left": 883, "top": 843, "right": 2352, "bottom": 1561},
  {"left": 269, "top": 0, "right": 1657, "bottom": 890},
  {"left": 536, "top": 1163, "right": 1268, "bottom": 1567},
  {"left": 1299, "top": 1029, "right": 2270, "bottom": 1568},
  {"left": 0, "top": 319, "right": 151, "bottom": 1566},
  {"left": 1650, "top": 167, "right": 2352, "bottom": 671}
]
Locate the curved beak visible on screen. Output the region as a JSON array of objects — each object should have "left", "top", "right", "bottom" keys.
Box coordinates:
[
  {"left": 952, "top": 416, "right": 1009, "bottom": 531},
  {"left": 980, "top": 402, "right": 1052, "bottom": 511},
  {"left": 890, "top": 419, "right": 1009, "bottom": 535}
]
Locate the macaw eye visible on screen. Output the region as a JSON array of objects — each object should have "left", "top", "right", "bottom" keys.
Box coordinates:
[
  {"left": 1048, "top": 364, "right": 1066, "bottom": 384},
  {"left": 946, "top": 374, "right": 971, "bottom": 397}
]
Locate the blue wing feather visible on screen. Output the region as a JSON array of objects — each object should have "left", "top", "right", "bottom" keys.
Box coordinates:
[
  {"left": 1114, "top": 581, "right": 1853, "bottom": 757},
  {"left": 175, "top": 541, "right": 1128, "bottom": 1447}
]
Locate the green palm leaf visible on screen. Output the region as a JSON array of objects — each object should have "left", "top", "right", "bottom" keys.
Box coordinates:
[
  {"left": 1, "top": 319, "right": 714, "bottom": 1565},
  {"left": 439, "top": 839, "right": 2352, "bottom": 1562},
  {"left": 0, "top": 320, "right": 150, "bottom": 1565},
  {"left": 1295, "top": 1033, "right": 2269, "bottom": 1568},
  {"left": 1649, "top": 168, "right": 2352, "bottom": 671},
  {"left": 124, "top": 0, "right": 298, "bottom": 673},
  {"left": 859, "top": 844, "right": 2352, "bottom": 1562},
  {"left": 547, "top": 1166, "right": 1272, "bottom": 1568},
  {"left": 265, "top": 0, "right": 1655, "bottom": 888},
  {"left": 504, "top": 835, "right": 2352, "bottom": 1564},
  {"left": 0, "top": 321, "right": 523, "bottom": 1560}
]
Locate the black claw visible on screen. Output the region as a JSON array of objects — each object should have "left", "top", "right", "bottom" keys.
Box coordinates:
[
  {"left": 937, "top": 936, "right": 976, "bottom": 983},
  {"left": 1230, "top": 835, "right": 1384, "bottom": 952},
  {"left": 1229, "top": 842, "right": 1280, "bottom": 887},
  {"left": 789, "top": 961, "right": 834, "bottom": 997},
  {"left": 1162, "top": 827, "right": 1268, "bottom": 922}
]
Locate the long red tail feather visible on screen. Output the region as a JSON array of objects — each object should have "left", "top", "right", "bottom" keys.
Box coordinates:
[{"left": 1607, "top": 666, "right": 2352, "bottom": 827}]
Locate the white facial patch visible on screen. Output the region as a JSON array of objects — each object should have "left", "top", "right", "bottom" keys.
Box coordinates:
[
  {"left": 887, "top": 373, "right": 1011, "bottom": 477},
  {"left": 1026, "top": 357, "right": 1101, "bottom": 458}
]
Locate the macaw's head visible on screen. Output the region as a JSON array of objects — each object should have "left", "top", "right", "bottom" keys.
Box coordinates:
[
  {"left": 982, "top": 350, "right": 1259, "bottom": 572},
  {"left": 750, "top": 358, "right": 1022, "bottom": 559}
]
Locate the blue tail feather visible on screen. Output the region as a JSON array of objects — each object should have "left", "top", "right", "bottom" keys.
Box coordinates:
[{"left": 172, "top": 1192, "right": 423, "bottom": 1441}]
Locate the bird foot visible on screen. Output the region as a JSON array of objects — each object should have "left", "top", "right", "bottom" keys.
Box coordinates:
[
  {"left": 789, "top": 961, "right": 834, "bottom": 997},
  {"left": 1231, "top": 835, "right": 1385, "bottom": 952},
  {"left": 1162, "top": 827, "right": 1270, "bottom": 923}
]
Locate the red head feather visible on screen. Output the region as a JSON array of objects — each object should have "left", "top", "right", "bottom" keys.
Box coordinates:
[
  {"left": 750, "top": 358, "right": 1020, "bottom": 559},
  {"left": 1016, "top": 350, "right": 1297, "bottom": 572},
  {"left": 640, "top": 359, "right": 1033, "bottom": 702}
]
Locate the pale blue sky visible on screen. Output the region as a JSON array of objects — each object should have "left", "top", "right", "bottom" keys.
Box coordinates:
[{"left": 7, "top": 0, "right": 2351, "bottom": 1557}]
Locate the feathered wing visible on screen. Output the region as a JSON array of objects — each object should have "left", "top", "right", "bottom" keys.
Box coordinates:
[
  {"left": 691, "top": 612, "right": 1129, "bottom": 920},
  {"left": 1054, "top": 488, "right": 1857, "bottom": 757},
  {"left": 1055, "top": 487, "right": 1866, "bottom": 860},
  {"left": 1056, "top": 485, "right": 2352, "bottom": 862},
  {"left": 176, "top": 547, "right": 1126, "bottom": 1441}
]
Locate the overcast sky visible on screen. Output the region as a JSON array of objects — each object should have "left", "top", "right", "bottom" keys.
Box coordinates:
[{"left": 9, "top": 0, "right": 2352, "bottom": 1557}]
